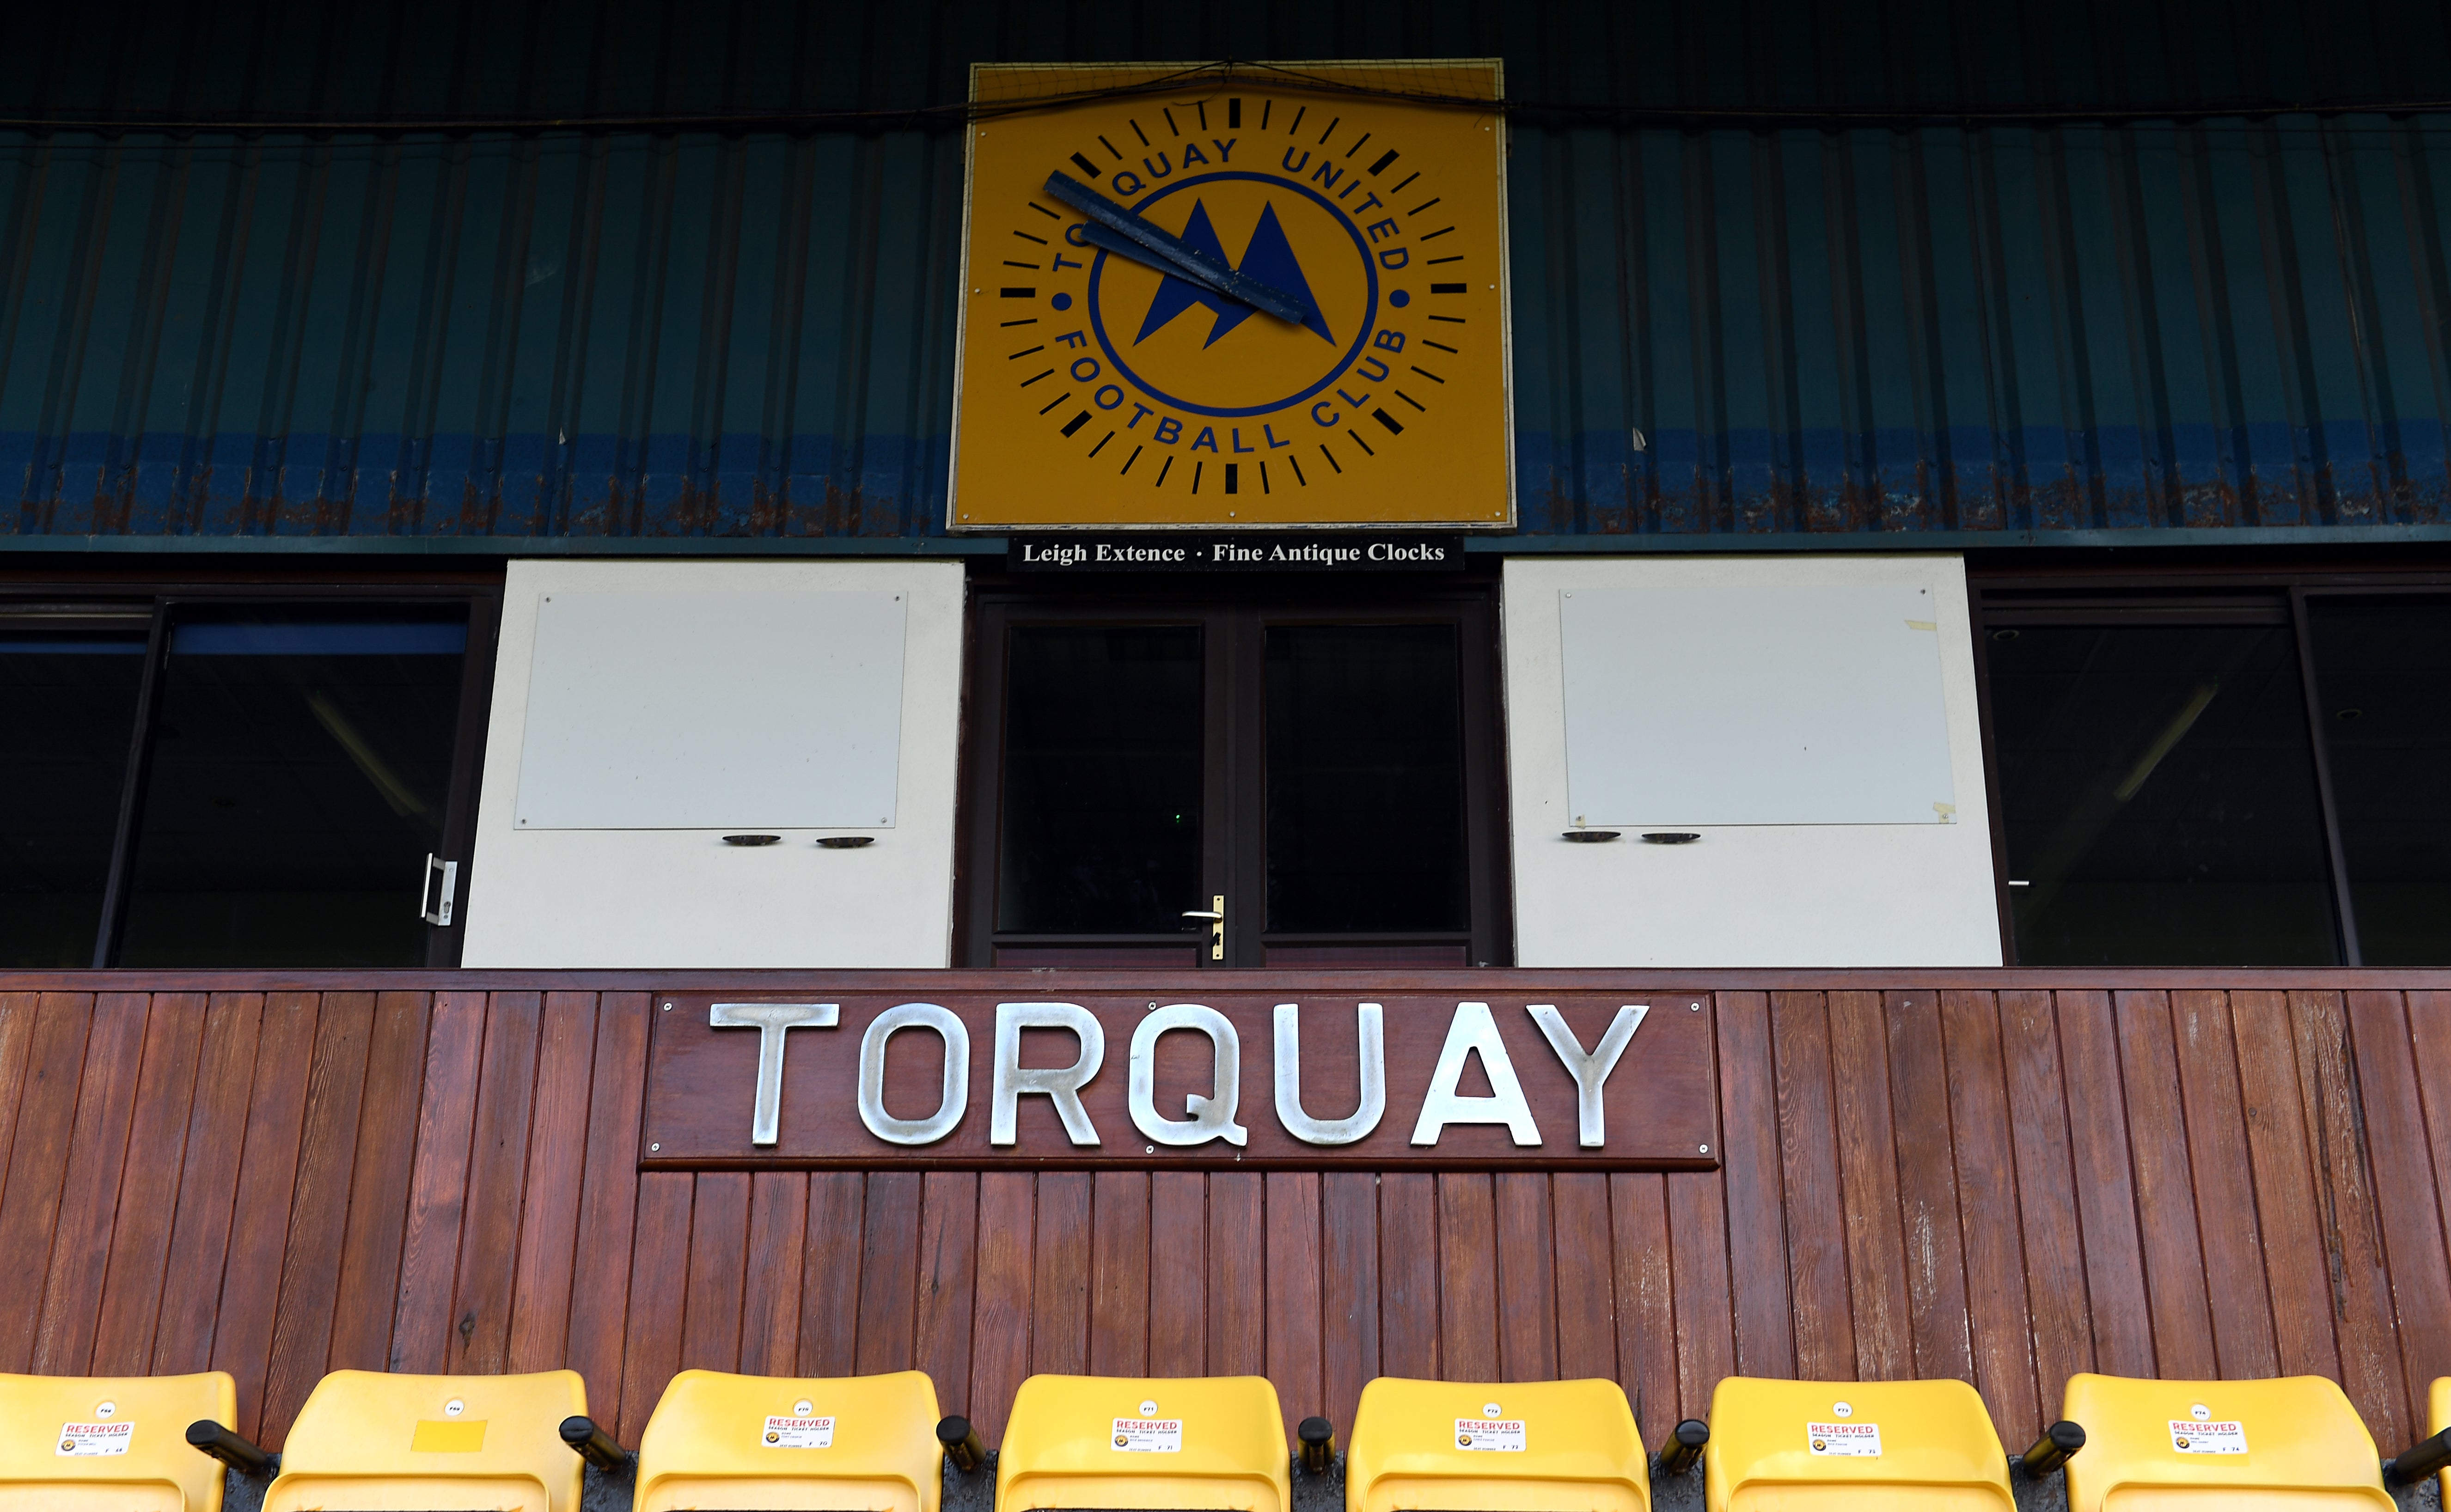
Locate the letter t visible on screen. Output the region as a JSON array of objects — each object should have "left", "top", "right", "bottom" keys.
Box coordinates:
[{"left": 711, "top": 1001, "right": 840, "bottom": 1145}]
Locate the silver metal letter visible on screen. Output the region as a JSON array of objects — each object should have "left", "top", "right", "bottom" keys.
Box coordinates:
[
  {"left": 1273, "top": 1001, "right": 1386, "bottom": 1145},
  {"left": 991, "top": 1002, "right": 1105, "bottom": 1146},
  {"left": 857, "top": 1003, "right": 971, "bottom": 1146},
  {"left": 1128, "top": 1004, "right": 1249, "bottom": 1147},
  {"left": 709, "top": 1001, "right": 839, "bottom": 1146},
  {"left": 1409, "top": 1001, "right": 1541, "bottom": 1146},
  {"left": 1528, "top": 1003, "right": 1648, "bottom": 1147}
]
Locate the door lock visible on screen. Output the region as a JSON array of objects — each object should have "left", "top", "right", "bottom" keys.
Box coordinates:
[{"left": 1181, "top": 895, "right": 1225, "bottom": 962}]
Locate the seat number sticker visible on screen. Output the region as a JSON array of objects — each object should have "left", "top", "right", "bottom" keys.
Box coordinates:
[
  {"left": 1112, "top": 1418, "right": 1181, "bottom": 1452},
  {"left": 58, "top": 1422, "right": 133, "bottom": 1457},
  {"left": 1807, "top": 1422, "right": 1882, "bottom": 1457},
  {"left": 2169, "top": 1421, "right": 2246, "bottom": 1455},
  {"left": 1454, "top": 1418, "right": 1526, "bottom": 1451},
  {"left": 764, "top": 1415, "right": 835, "bottom": 1449}
]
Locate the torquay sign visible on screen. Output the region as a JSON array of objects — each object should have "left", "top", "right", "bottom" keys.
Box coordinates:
[{"left": 639, "top": 987, "right": 1718, "bottom": 1171}]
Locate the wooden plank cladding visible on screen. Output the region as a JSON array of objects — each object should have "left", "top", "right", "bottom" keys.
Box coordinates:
[
  {"left": 641, "top": 988, "right": 1718, "bottom": 1170},
  {"left": 0, "top": 975, "right": 2444, "bottom": 1463}
]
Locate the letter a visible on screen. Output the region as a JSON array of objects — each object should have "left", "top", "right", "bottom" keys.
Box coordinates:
[{"left": 1410, "top": 1002, "right": 1541, "bottom": 1146}]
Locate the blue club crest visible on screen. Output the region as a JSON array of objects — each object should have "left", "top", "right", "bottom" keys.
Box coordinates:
[{"left": 1132, "top": 200, "right": 1335, "bottom": 349}]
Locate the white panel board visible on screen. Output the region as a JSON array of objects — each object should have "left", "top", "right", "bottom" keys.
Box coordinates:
[
  {"left": 1559, "top": 582, "right": 1954, "bottom": 825},
  {"left": 513, "top": 589, "right": 906, "bottom": 829}
]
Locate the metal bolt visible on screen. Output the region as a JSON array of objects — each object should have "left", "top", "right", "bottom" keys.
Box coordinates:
[
  {"left": 663, "top": 1003, "right": 672, "bottom": 1011},
  {"left": 1699, "top": 1144, "right": 1710, "bottom": 1154},
  {"left": 650, "top": 1142, "right": 661, "bottom": 1152},
  {"left": 1146, "top": 1145, "right": 1155, "bottom": 1154},
  {"left": 1689, "top": 1003, "right": 1700, "bottom": 1011}
]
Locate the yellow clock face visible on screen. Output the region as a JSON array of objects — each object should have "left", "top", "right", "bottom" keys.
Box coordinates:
[{"left": 949, "top": 62, "right": 1513, "bottom": 530}]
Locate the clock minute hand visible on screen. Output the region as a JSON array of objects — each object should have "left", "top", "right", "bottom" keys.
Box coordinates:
[
  {"left": 1073, "top": 220, "right": 1257, "bottom": 301},
  {"left": 1042, "top": 170, "right": 1310, "bottom": 327}
]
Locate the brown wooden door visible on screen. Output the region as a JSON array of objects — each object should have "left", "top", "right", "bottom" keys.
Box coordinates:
[{"left": 958, "top": 580, "right": 1509, "bottom": 968}]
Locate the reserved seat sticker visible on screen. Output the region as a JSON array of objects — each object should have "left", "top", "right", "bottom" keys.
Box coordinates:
[
  {"left": 1112, "top": 1418, "right": 1182, "bottom": 1452},
  {"left": 1807, "top": 1422, "right": 1882, "bottom": 1457},
  {"left": 1454, "top": 1418, "right": 1526, "bottom": 1451},
  {"left": 765, "top": 1414, "right": 836, "bottom": 1448},
  {"left": 58, "top": 1422, "right": 133, "bottom": 1457},
  {"left": 2169, "top": 1420, "right": 2247, "bottom": 1455}
]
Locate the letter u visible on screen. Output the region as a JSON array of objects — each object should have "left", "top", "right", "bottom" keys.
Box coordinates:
[
  {"left": 1274, "top": 1002, "right": 1387, "bottom": 1145},
  {"left": 1282, "top": 147, "right": 1310, "bottom": 174},
  {"left": 1144, "top": 152, "right": 1173, "bottom": 179}
]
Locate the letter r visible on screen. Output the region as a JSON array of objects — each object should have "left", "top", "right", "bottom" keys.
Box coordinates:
[{"left": 991, "top": 1002, "right": 1105, "bottom": 1145}]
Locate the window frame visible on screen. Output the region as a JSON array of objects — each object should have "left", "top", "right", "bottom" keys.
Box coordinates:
[
  {"left": 954, "top": 569, "right": 1513, "bottom": 969},
  {"left": 1969, "top": 560, "right": 2451, "bottom": 967},
  {"left": 0, "top": 570, "right": 502, "bottom": 969}
]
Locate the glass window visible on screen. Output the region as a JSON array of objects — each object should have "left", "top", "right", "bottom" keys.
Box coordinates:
[
  {"left": 968, "top": 589, "right": 1507, "bottom": 969},
  {"left": 1264, "top": 624, "right": 1468, "bottom": 933},
  {"left": 996, "top": 625, "right": 1204, "bottom": 936},
  {"left": 114, "top": 607, "right": 473, "bottom": 967},
  {"left": 1986, "top": 620, "right": 2337, "bottom": 966},
  {"left": 0, "top": 616, "right": 149, "bottom": 966},
  {"left": 2305, "top": 597, "right": 2451, "bottom": 966}
]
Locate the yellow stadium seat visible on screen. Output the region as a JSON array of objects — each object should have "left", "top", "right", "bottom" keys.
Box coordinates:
[
  {"left": 2059, "top": 1373, "right": 2391, "bottom": 1512},
  {"left": 2436, "top": 1377, "right": 2449, "bottom": 1497},
  {"left": 264, "top": 1369, "right": 586, "bottom": 1512},
  {"left": 0, "top": 1371, "right": 236, "bottom": 1512},
  {"left": 998, "top": 1375, "right": 1290, "bottom": 1512},
  {"left": 1704, "top": 1377, "right": 2016, "bottom": 1512},
  {"left": 1345, "top": 1377, "right": 1650, "bottom": 1512},
  {"left": 632, "top": 1369, "right": 944, "bottom": 1512}
]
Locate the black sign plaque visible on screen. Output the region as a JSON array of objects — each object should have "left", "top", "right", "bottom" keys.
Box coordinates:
[{"left": 1007, "top": 532, "right": 1467, "bottom": 573}]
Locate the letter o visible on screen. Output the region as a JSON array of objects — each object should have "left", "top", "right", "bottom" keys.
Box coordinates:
[
  {"left": 858, "top": 1004, "right": 970, "bottom": 1146},
  {"left": 1094, "top": 384, "right": 1125, "bottom": 409},
  {"left": 1071, "top": 356, "right": 1101, "bottom": 382}
]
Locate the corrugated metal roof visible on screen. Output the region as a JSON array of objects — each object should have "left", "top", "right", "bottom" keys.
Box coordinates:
[
  {"left": 1, "top": 1, "right": 2447, "bottom": 545},
  {"left": 1514, "top": 117, "right": 2451, "bottom": 535}
]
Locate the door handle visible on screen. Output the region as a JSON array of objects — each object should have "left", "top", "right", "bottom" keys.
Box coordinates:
[
  {"left": 420, "top": 853, "right": 458, "bottom": 926},
  {"left": 1181, "top": 895, "right": 1225, "bottom": 962}
]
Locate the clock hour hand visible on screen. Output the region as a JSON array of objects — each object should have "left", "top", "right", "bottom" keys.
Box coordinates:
[{"left": 1042, "top": 170, "right": 1310, "bottom": 327}]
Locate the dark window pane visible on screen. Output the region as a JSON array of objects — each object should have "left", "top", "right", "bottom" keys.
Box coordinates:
[
  {"left": 997, "top": 626, "right": 1203, "bottom": 934},
  {"left": 1989, "top": 622, "right": 2336, "bottom": 966},
  {"left": 2307, "top": 597, "right": 2451, "bottom": 965},
  {"left": 1265, "top": 624, "right": 1467, "bottom": 933},
  {"left": 0, "top": 626, "right": 147, "bottom": 966},
  {"left": 117, "top": 607, "right": 470, "bottom": 967}
]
